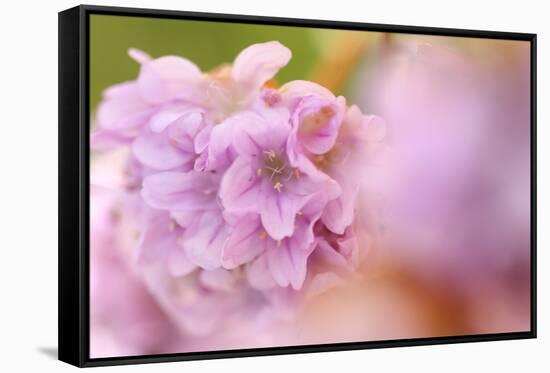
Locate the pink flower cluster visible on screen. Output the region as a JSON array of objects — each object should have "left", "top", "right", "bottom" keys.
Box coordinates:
[{"left": 92, "top": 41, "right": 384, "bottom": 300}]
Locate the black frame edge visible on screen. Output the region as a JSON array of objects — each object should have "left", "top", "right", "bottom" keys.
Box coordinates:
[
  {"left": 58, "top": 5, "right": 85, "bottom": 368},
  {"left": 79, "top": 3, "right": 536, "bottom": 40},
  {"left": 83, "top": 332, "right": 535, "bottom": 367},
  {"left": 530, "top": 33, "right": 537, "bottom": 338}
]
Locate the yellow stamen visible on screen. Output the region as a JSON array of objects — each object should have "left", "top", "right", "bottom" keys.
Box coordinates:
[
  {"left": 259, "top": 231, "right": 267, "bottom": 240},
  {"left": 264, "top": 149, "right": 276, "bottom": 160},
  {"left": 273, "top": 181, "right": 284, "bottom": 191},
  {"left": 294, "top": 169, "right": 301, "bottom": 178}
]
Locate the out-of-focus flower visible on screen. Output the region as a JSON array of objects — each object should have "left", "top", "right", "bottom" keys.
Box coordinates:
[
  {"left": 360, "top": 40, "right": 531, "bottom": 306},
  {"left": 90, "top": 185, "right": 177, "bottom": 358}
]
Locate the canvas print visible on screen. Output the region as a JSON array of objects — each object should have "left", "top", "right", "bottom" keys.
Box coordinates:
[{"left": 89, "top": 14, "right": 532, "bottom": 358}]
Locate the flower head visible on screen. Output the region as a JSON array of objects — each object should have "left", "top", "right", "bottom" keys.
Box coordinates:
[{"left": 91, "top": 40, "right": 385, "bottom": 339}]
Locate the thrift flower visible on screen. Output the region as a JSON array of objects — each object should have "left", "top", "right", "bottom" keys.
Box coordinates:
[
  {"left": 91, "top": 40, "right": 386, "bottom": 338},
  {"left": 219, "top": 110, "right": 340, "bottom": 241}
]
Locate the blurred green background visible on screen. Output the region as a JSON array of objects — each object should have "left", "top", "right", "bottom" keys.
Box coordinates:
[{"left": 89, "top": 15, "right": 331, "bottom": 112}]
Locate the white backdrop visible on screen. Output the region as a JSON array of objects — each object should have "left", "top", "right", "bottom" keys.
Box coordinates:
[{"left": 0, "top": 0, "right": 546, "bottom": 371}]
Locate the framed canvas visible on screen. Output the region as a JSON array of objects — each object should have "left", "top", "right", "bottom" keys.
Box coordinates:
[{"left": 58, "top": 4, "right": 537, "bottom": 367}]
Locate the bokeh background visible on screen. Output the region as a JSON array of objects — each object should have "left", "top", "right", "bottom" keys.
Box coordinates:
[{"left": 90, "top": 14, "right": 532, "bottom": 357}]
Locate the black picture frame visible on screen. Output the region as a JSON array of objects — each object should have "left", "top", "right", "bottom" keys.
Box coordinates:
[{"left": 58, "top": 4, "right": 537, "bottom": 368}]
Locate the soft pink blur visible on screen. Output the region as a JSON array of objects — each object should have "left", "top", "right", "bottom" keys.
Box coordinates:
[{"left": 354, "top": 36, "right": 531, "bottom": 334}]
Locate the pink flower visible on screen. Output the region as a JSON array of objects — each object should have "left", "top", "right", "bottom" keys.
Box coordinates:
[
  {"left": 135, "top": 207, "right": 196, "bottom": 277},
  {"left": 360, "top": 41, "right": 530, "bottom": 290},
  {"left": 224, "top": 194, "right": 325, "bottom": 290},
  {"left": 132, "top": 108, "right": 212, "bottom": 171},
  {"left": 90, "top": 40, "right": 386, "bottom": 347},
  {"left": 282, "top": 80, "right": 347, "bottom": 156},
  {"left": 92, "top": 40, "right": 384, "bottom": 292},
  {"left": 219, "top": 110, "right": 340, "bottom": 241},
  {"left": 141, "top": 171, "right": 228, "bottom": 270}
]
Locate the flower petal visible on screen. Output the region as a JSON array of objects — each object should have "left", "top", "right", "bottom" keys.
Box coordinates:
[
  {"left": 232, "top": 41, "right": 291, "bottom": 98},
  {"left": 168, "top": 246, "right": 196, "bottom": 277},
  {"left": 90, "top": 129, "right": 132, "bottom": 151},
  {"left": 260, "top": 189, "right": 303, "bottom": 240},
  {"left": 137, "top": 55, "right": 204, "bottom": 104},
  {"left": 247, "top": 254, "right": 277, "bottom": 290},
  {"left": 322, "top": 196, "right": 354, "bottom": 235},
  {"left": 222, "top": 215, "right": 266, "bottom": 268},
  {"left": 135, "top": 210, "right": 195, "bottom": 277},
  {"left": 167, "top": 111, "right": 207, "bottom": 153},
  {"left": 280, "top": 80, "right": 335, "bottom": 102},
  {"left": 219, "top": 157, "right": 261, "bottom": 213},
  {"left": 132, "top": 130, "right": 194, "bottom": 170},
  {"left": 142, "top": 171, "right": 219, "bottom": 211},
  {"left": 170, "top": 211, "right": 196, "bottom": 228},
  {"left": 292, "top": 95, "right": 346, "bottom": 155},
  {"left": 267, "top": 238, "right": 312, "bottom": 290},
  {"left": 204, "top": 119, "right": 236, "bottom": 171},
  {"left": 314, "top": 226, "right": 360, "bottom": 270},
  {"left": 286, "top": 154, "right": 341, "bottom": 201},
  {"left": 321, "top": 177, "right": 359, "bottom": 234},
  {"left": 96, "top": 81, "right": 153, "bottom": 132},
  {"left": 182, "top": 210, "right": 228, "bottom": 269},
  {"left": 231, "top": 111, "right": 290, "bottom": 156},
  {"left": 315, "top": 237, "right": 349, "bottom": 267},
  {"left": 194, "top": 124, "right": 213, "bottom": 154},
  {"left": 149, "top": 110, "right": 184, "bottom": 133},
  {"left": 128, "top": 48, "right": 152, "bottom": 64},
  {"left": 148, "top": 105, "right": 198, "bottom": 133}
]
